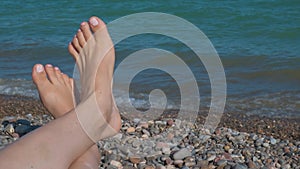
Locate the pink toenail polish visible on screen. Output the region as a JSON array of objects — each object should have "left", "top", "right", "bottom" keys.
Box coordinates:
[
  {"left": 36, "top": 65, "right": 44, "bottom": 73},
  {"left": 46, "top": 64, "right": 53, "bottom": 67},
  {"left": 54, "top": 67, "right": 59, "bottom": 70},
  {"left": 90, "top": 18, "right": 98, "bottom": 26}
]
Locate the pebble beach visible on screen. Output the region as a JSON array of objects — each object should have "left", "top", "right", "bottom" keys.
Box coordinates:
[{"left": 0, "top": 94, "right": 299, "bottom": 169}]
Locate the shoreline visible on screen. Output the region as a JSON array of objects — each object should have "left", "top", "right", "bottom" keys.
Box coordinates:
[{"left": 0, "top": 94, "right": 299, "bottom": 141}]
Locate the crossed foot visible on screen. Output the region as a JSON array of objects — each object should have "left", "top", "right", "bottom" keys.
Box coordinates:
[{"left": 32, "top": 16, "right": 121, "bottom": 168}]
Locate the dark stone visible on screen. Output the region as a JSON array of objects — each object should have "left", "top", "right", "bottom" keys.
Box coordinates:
[
  {"left": 16, "top": 119, "right": 31, "bottom": 126},
  {"left": 15, "top": 125, "right": 41, "bottom": 137},
  {"left": 30, "top": 125, "right": 41, "bottom": 130},
  {"left": 1, "top": 120, "right": 9, "bottom": 127},
  {"left": 15, "top": 125, "right": 31, "bottom": 137},
  {"left": 233, "top": 163, "right": 248, "bottom": 169}
]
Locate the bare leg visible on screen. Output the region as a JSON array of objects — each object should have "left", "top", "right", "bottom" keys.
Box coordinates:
[
  {"left": 0, "top": 16, "right": 121, "bottom": 169},
  {"left": 32, "top": 64, "right": 100, "bottom": 169}
]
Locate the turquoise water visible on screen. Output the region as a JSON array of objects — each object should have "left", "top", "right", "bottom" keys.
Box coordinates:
[{"left": 0, "top": 1, "right": 299, "bottom": 117}]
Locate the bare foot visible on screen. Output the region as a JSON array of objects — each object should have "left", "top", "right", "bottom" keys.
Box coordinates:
[
  {"left": 68, "top": 16, "right": 121, "bottom": 141},
  {"left": 32, "top": 64, "right": 74, "bottom": 118},
  {"left": 32, "top": 64, "right": 100, "bottom": 169}
]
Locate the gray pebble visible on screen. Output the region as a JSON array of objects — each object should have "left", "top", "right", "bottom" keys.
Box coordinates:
[{"left": 173, "top": 148, "right": 192, "bottom": 160}]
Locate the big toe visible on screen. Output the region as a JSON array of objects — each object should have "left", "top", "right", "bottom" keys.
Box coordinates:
[
  {"left": 89, "top": 16, "right": 106, "bottom": 33},
  {"left": 32, "top": 64, "right": 49, "bottom": 87}
]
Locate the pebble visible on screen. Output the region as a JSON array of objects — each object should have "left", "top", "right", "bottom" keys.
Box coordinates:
[
  {"left": 129, "top": 156, "right": 143, "bottom": 164},
  {"left": 270, "top": 137, "right": 277, "bottom": 145},
  {"left": 1, "top": 115, "right": 299, "bottom": 168},
  {"left": 224, "top": 145, "right": 230, "bottom": 152},
  {"left": 15, "top": 124, "right": 31, "bottom": 137},
  {"left": 233, "top": 163, "right": 248, "bottom": 169},
  {"left": 16, "top": 119, "right": 31, "bottom": 126},
  {"left": 173, "top": 160, "right": 183, "bottom": 167},
  {"left": 110, "top": 160, "right": 123, "bottom": 169},
  {"left": 138, "top": 122, "right": 149, "bottom": 129},
  {"left": 4, "top": 124, "right": 14, "bottom": 134},
  {"left": 173, "top": 148, "right": 192, "bottom": 160},
  {"left": 126, "top": 127, "right": 135, "bottom": 133}
]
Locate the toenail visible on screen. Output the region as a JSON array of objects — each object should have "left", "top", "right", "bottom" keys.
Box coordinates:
[
  {"left": 46, "top": 64, "right": 53, "bottom": 67},
  {"left": 90, "top": 17, "right": 98, "bottom": 26},
  {"left": 54, "top": 67, "right": 59, "bottom": 70},
  {"left": 81, "top": 22, "right": 86, "bottom": 26},
  {"left": 78, "top": 29, "right": 81, "bottom": 32},
  {"left": 36, "top": 65, "right": 44, "bottom": 73}
]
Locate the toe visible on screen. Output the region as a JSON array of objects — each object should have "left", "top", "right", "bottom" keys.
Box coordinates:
[
  {"left": 80, "top": 22, "right": 92, "bottom": 41},
  {"left": 76, "top": 29, "right": 86, "bottom": 47},
  {"left": 89, "top": 16, "right": 106, "bottom": 33},
  {"left": 72, "top": 35, "right": 81, "bottom": 52},
  {"left": 68, "top": 42, "right": 79, "bottom": 61},
  {"left": 54, "top": 66, "right": 64, "bottom": 84},
  {"left": 45, "top": 64, "right": 59, "bottom": 84},
  {"left": 32, "top": 64, "right": 51, "bottom": 88},
  {"left": 62, "top": 73, "right": 72, "bottom": 89}
]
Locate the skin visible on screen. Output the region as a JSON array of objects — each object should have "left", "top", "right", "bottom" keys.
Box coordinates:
[
  {"left": 32, "top": 64, "right": 100, "bottom": 169},
  {"left": 0, "top": 16, "right": 121, "bottom": 169}
]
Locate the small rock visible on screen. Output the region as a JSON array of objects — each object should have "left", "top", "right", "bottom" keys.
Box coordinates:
[
  {"left": 262, "top": 143, "right": 269, "bottom": 148},
  {"left": 167, "top": 133, "right": 174, "bottom": 140},
  {"left": 138, "top": 121, "right": 149, "bottom": 129},
  {"left": 270, "top": 138, "right": 277, "bottom": 145},
  {"left": 162, "top": 147, "right": 171, "bottom": 155},
  {"left": 142, "top": 129, "right": 150, "bottom": 136},
  {"left": 16, "top": 119, "right": 31, "bottom": 126},
  {"left": 126, "top": 127, "right": 135, "bottom": 133},
  {"left": 207, "top": 155, "right": 216, "bottom": 162},
  {"left": 110, "top": 160, "right": 123, "bottom": 169},
  {"left": 11, "top": 133, "right": 19, "bottom": 139},
  {"left": 185, "top": 161, "right": 196, "bottom": 167},
  {"left": 217, "top": 160, "right": 227, "bottom": 166},
  {"left": 129, "top": 156, "right": 143, "bottom": 164},
  {"left": 156, "top": 165, "right": 166, "bottom": 169},
  {"left": 197, "top": 160, "right": 209, "bottom": 167},
  {"left": 133, "top": 118, "right": 141, "bottom": 125},
  {"left": 112, "top": 133, "right": 123, "bottom": 140},
  {"left": 144, "top": 166, "right": 155, "bottom": 169},
  {"left": 247, "top": 160, "right": 257, "bottom": 168},
  {"left": 1, "top": 120, "right": 9, "bottom": 127},
  {"left": 174, "top": 160, "right": 184, "bottom": 167},
  {"left": 164, "top": 157, "right": 173, "bottom": 165},
  {"left": 166, "top": 165, "right": 176, "bottom": 169},
  {"left": 2, "top": 116, "right": 17, "bottom": 122},
  {"left": 156, "top": 142, "right": 169, "bottom": 149},
  {"left": 5, "top": 124, "right": 14, "bottom": 134},
  {"left": 167, "top": 119, "right": 174, "bottom": 126},
  {"left": 224, "top": 145, "right": 230, "bottom": 152},
  {"left": 141, "top": 134, "right": 149, "bottom": 139},
  {"left": 174, "top": 119, "right": 182, "bottom": 127},
  {"left": 173, "top": 148, "right": 192, "bottom": 160},
  {"left": 15, "top": 124, "right": 31, "bottom": 137},
  {"left": 25, "top": 114, "right": 33, "bottom": 120},
  {"left": 215, "top": 128, "right": 221, "bottom": 135},
  {"left": 132, "top": 140, "right": 141, "bottom": 148},
  {"left": 233, "top": 163, "right": 247, "bottom": 169}
]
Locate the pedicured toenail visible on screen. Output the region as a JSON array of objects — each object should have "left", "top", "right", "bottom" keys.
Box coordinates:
[
  {"left": 90, "top": 17, "right": 98, "bottom": 26},
  {"left": 36, "top": 65, "right": 44, "bottom": 73},
  {"left": 46, "top": 64, "right": 53, "bottom": 67},
  {"left": 54, "top": 67, "right": 59, "bottom": 70}
]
